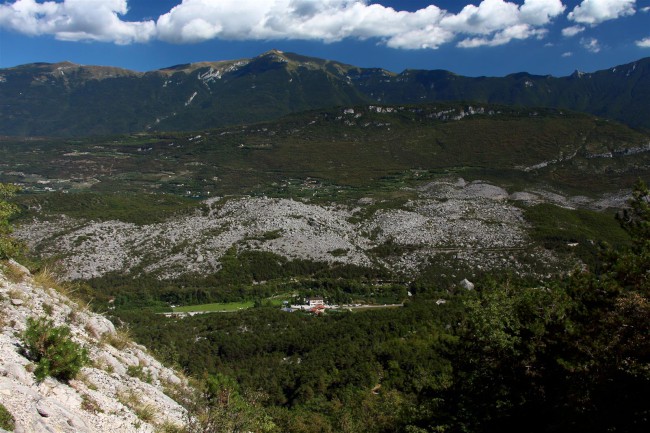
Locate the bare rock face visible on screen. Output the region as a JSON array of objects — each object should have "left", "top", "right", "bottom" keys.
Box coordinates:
[
  {"left": 0, "top": 261, "right": 189, "bottom": 433},
  {"left": 83, "top": 315, "right": 116, "bottom": 339},
  {"left": 14, "top": 180, "right": 567, "bottom": 282},
  {"left": 459, "top": 278, "right": 475, "bottom": 290},
  {"left": 2, "top": 363, "right": 31, "bottom": 385}
]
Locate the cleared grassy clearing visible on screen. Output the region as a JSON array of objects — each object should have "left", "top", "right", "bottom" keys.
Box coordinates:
[
  {"left": 172, "top": 298, "right": 286, "bottom": 313},
  {"left": 172, "top": 301, "right": 253, "bottom": 313}
]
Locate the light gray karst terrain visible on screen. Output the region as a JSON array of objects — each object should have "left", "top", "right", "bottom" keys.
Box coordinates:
[
  {"left": 17, "top": 197, "right": 374, "bottom": 280},
  {"left": 14, "top": 179, "right": 610, "bottom": 282},
  {"left": 369, "top": 179, "right": 536, "bottom": 273},
  {"left": 0, "top": 261, "right": 188, "bottom": 433}
]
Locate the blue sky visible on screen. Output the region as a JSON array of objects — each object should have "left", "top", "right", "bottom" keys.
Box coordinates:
[{"left": 0, "top": 0, "right": 648, "bottom": 76}]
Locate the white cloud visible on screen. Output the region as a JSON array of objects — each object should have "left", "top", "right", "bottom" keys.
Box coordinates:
[
  {"left": 568, "top": 0, "right": 636, "bottom": 25},
  {"left": 581, "top": 37, "right": 601, "bottom": 52},
  {"left": 440, "top": 0, "right": 564, "bottom": 35},
  {"left": 0, "top": 0, "right": 155, "bottom": 44},
  {"left": 562, "top": 25, "right": 586, "bottom": 37},
  {"left": 445, "top": 0, "right": 562, "bottom": 48},
  {"left": 457, "top": 24, "right": 547, "bottom": 48},
  {"left": 562, "top": 51, "right": 573, "bottom": 57},
  {"left": 0, "top": 0, "right": 567, "bottom": 49},
  {"left": 519, "top": 0, "right": 567, "bottom": 25},
  {"left": 637, "top": 37, "right": 650, "bottom": 47},
  {"left": 641, "top": 6, "right": 650, "bottom": 12}
]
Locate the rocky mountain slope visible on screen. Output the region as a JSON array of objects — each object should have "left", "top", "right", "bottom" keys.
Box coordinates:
[
  {"left": 0, "top": 260, "right": 188, "bottom": 432},
  {"left": 15, "top": 178, "right": 626, "bottom": 284},
  {"left": 1, "top": 50, "right": 648, "bottom": 136}
]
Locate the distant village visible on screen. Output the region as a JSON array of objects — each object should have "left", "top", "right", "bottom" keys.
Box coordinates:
[
  {"left": 282, "top": 296, "right": 405, "bottom": 315},
  {"left": 282, "top": 296, "right": 328, "bottom": 314}
]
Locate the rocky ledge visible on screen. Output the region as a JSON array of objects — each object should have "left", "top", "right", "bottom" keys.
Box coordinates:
[{"left": 0, "top": 260, "right": 188, "bottom": 433}]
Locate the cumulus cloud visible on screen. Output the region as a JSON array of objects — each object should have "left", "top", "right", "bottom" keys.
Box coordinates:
[
  {"left": 157, "top": 0, "right": 566, "bottom": 49},
  {"left": 562, "top": 25, "right": 586, "bottom": 36},
  {"left": 568, "top": 0, "right": 636, "bottom": 25},
  {"left": 0, "top": 0, "right": 567, "bottom": 49},
  {"left": 519, "top": 0, "right": 567, "bottom": 25},
  {"left": 562, "top": 51, "right": 573, "bottom": 57},
  {"left": 637, "top": 37, "right": 650, "bottom": 47},
  {"left": 0, "top": 0, "right": 155, "bottom": 44},
  {"left": 445, "top": 0, "right": 563, "bottom": 48},
  {"left": 457, "top": 25, "right": 547, "bottom": 48},
  {"left": 581, "top": 37, "right": 601, "bottom": 52}
]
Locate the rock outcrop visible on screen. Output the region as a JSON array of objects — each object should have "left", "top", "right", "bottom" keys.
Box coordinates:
[{"left": 0, "top": 261, "right": 188, "bottom": 433}]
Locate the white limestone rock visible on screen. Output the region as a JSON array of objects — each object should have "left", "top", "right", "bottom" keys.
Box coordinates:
[
  {"left": 459, "top": 278, "right": 475, "bottom": 290},
  {"left": 0, "top": 262, "right": 189, "bottom": 433}
]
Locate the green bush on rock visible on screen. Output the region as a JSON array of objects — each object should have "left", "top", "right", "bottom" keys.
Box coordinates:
[
  {"left": 0, "top": 182, "right": 24, "bottom": 260},
  {"left": 0, "top": 402, "right": 15, "bottom": 431},
  {"left": 22, "top": 317, "right": 89, "bottom": 382}
]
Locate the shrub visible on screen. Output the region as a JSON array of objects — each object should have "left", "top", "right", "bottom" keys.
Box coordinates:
[
  {"left": 80, "top": 393, "right": 103, "bottom": 414},
  {"left": 155, "top": 421, "right": 186, "bottom": 433},
  {"left": 0, "top": 182, "right": 24, "bottom": 260},
  {"left": 127, "top": 364, "right": 153, "bottom": 384},
  {"left": 0, "top": 402, "right": 15, "bottom": 431},
  {"left": 22, "top": 316, "right": 89, "bottom": 382},
  {"left": 0, "top": 235, "right": 25, "bottom": 260}
]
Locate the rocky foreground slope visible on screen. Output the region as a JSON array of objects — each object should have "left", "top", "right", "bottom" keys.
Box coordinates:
[{"left": 0, "top": 260, "right": 187, "bottom": 433}]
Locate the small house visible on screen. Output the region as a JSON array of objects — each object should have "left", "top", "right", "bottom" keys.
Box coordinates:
[{"left": 307, "top": 297, "right": 325, "bottom": 308}]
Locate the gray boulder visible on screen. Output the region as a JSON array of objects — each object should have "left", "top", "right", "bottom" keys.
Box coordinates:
[{"left": 460, "top": 278, "right": 475, "bottom": 290}]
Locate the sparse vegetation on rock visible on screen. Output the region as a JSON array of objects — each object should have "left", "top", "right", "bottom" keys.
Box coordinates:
[
  {"left": 0, "top": 402, "right": 15, "bottom": 431},
  {"left": 0, "top": 182, "right": 23, "bottom": 260},
  {"left": 0, "top": 260, "right": 189, "bottom": 432},
  {"left": 22, "top": 316, "right": 89, "bottom": 382}
]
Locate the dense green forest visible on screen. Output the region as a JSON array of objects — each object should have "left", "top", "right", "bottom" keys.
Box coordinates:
[{"left": 109, "top": 183, "right": 649, "bottom": 432}]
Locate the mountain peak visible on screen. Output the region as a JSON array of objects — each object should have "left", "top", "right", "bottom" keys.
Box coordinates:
[
  {"left": 571, "top": 69, "right": 587, "bottom": 78},
  {"left": 260, "top": 48, "right": 286, "bottom": 57},
  {"left": 51, "top": 61, "right": 78, "bottom": 68},
  {"left": 256, "top": 49, "right": 291, "bottom": 63}
]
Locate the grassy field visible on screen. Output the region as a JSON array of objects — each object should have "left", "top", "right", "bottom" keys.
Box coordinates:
[
  {"left": 172, "top": 301, "right": 254, "bottom": 313},
  {"left": 172, "top": 298, "right": 287, "bottom": 313}
]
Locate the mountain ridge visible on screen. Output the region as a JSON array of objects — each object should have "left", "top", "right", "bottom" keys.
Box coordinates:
[
  {"left": 1, "top": 51, "right": 649, "bottom": 136},
  {"left": 7, "top": 49, "right": 647, "bottom": 79}
]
